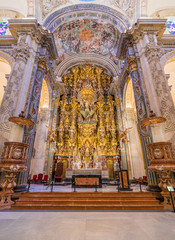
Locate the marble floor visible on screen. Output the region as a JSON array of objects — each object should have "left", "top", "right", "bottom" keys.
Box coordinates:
[
  {"left": 0, "top": 211, "right": 174, "bottom": 240},
  {"left": 28, "top": 183, "right": 147, "bottom": 192}
]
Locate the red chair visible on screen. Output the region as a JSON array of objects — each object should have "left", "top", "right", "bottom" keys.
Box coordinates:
[
  {"left": 42, "top": 175, "right": 48, "bottom": 183},
  {"left": 38, "top": 173, "right": 43, "bottom": 182},
  {"left": 31, "top": 175, "right": 37, "bottom": 183}
]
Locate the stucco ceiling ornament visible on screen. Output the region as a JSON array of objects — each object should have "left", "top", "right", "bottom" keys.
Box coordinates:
[
  {"left": 41, "top": 0, "right": 70, "bottom": 18},
  {"left": 110, "top": 0, "right": 135, "bottom": 19}
]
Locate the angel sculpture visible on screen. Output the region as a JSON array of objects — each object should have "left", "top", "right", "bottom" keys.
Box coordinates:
[{"left": 119, "top": 128, "right": 132, "bottom": 143}]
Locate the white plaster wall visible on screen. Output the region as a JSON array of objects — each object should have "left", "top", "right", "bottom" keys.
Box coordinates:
[
  {"left": 1, "top": 0, "right": 175, "bottom": 23},
  {"left": 0, "top": 0, "right": 28, "bottom": 17},
  {"left": 147, "top": 0, "right": 175, "bottom": 17},
  {"left": 164, "top": 60, "right": 175, "bottom": 105},
  {"left": 0, "top": 60, "right": 11, "bottom": 105}
]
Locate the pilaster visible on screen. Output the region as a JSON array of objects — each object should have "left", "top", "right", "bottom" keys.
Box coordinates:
[
  {"left": 0, "top": 19, "right": 58, "bottom": 189},
  {"left": 0, "top": 19, "right": 57, "bottom": 148},
  {"left": 128, "top": 19, "right": 175, "bottom": 147},
  {"left": 117, "top": 28, "right": 158, "bottom": 186}
]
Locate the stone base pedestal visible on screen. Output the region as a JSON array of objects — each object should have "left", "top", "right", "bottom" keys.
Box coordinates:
[
  {"left": 147, "top": 142, "right": 175, "bottom": 209},
  {"left": 0, "top": 142, "right": 28, "bottom": 209}
]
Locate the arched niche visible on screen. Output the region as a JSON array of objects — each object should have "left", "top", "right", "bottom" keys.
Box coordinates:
[
  {"left": 123, "top": 78, "right": 146, "bottom": 179},
  {"left": 30, "top": 78, "right": 51, "bottom": 176},
  {"left": 39, "top": 78, "right": 50, "bottom": 109}
]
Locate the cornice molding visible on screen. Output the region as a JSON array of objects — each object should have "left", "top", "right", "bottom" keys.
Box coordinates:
[
  {"left": 8, "top": 19, "right": 58, "bottom": 60},
  {"left": 117, "top": 18, "right": 167, "bottom": 59}
]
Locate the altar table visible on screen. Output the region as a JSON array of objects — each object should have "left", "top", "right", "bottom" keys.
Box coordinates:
[{"left": 72, "top": 174, "right": 102, "bottom": 188}]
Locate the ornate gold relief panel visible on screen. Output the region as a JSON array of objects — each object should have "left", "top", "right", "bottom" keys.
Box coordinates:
[{"left": 56, "top": 64, "right": 119, "bottom": 167}]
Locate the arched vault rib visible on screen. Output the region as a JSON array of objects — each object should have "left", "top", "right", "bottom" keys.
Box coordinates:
[{"left": 55, "top": 54, "right": 120, "bottom": 79}]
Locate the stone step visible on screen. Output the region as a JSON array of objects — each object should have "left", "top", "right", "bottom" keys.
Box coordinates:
[
  {"left": 21, "top": 192, "right": 159, "bottom": 197},
  {"left": 16, "top": 198, "right": 158, "bottom": 202},
  {"left": 14, "top": 201, "right": 159, "bottom": 206},
  {"left": 17, "top": 196, "right": 155, "bottom": 201},
  {"left": 12, "top": 204, "right": 164, "bottom": 210},
  {"left": 12, "top": 191, "right": 163, "bottom": 210}
]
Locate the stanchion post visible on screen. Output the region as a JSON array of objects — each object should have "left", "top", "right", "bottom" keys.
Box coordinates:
[
  {"left": 51, "top": 181, "right": 54, "bottom": 192},
  {"left": 27, "top": 178, "right": 30, "bottom": 192},
  {"left": 74, "top": 182, "right": 76, "bottom": 192},
  {"left": 139, "top": 182, "right": 142, "bottom": 192},
  {"left": 95, "top": 182, "right": 98, "bottom": 192},
  {"left": 116, "top": 176, "right": 120, "bottom": 192}
]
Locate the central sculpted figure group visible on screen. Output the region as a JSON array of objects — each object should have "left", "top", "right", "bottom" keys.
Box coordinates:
[{"left": 55, "top": 64, "right": 119, "bottom": 168}]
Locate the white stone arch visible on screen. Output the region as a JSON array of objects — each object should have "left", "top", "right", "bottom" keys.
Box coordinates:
[
  {"left": 161, "top": 50, "right": 175, "bottom": 67},
  {"left": 55, "top": 54, "right": 120, "bottom": 79},
  {"left": 122, "top": 77, "right": 146, "bottom": 179},
  {"left": 43, "top": 4, "right": 131, "bottom": 32},
  {"left": 0, "top": 51, "right": 14, "bottom": 67}
]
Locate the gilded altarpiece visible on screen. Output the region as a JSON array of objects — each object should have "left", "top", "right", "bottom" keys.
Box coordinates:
[{"left": 55, "top": 64, "right": 120, "bottom": 178}]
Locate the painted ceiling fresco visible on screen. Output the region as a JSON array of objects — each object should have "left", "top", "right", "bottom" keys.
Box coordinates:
[{"left": 57, "top": 19, "right": 117, "bottom": 55}]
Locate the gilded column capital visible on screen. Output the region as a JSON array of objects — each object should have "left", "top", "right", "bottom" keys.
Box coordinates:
[
  {"left": 127, "top": 57, "right": 137, "bottom": 73},
  {"left": 115, "top": 98, "right": 121, "bottom": 108},
  {"left": 37, "top": 57, "right": 48, "bottom": 73},
  {"left": 54, "top": 98, "right": 60, "bottom": 108}
]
